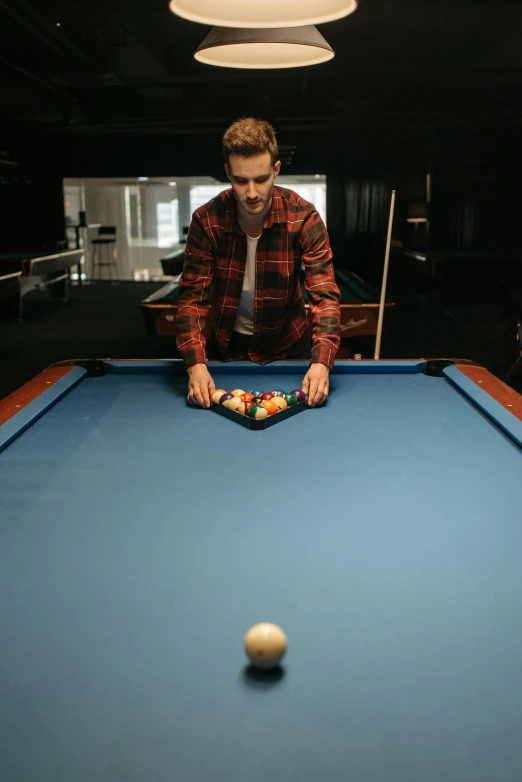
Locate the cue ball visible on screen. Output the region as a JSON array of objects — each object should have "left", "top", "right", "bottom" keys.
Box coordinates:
[{"left": 244, "top": 623, "right": 288, "bottom": 669}]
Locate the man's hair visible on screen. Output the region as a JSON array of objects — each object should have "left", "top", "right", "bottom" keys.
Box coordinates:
[{"left": 223, "top": 117, "right": 278, "bottom": 166}]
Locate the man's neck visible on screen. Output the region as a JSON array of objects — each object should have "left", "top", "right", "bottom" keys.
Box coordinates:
[
  {"left": 239, "top": 199, "right": 272, "bottom": 238},
  {"left": 240, "top": 219, "right": 263, "bottom": 238}
]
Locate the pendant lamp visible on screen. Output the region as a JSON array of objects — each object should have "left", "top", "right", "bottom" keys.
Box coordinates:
[
  {"left": 194, "top": 26, "right": 334, "bottom": 69},
  {"left": 169, "top": 0, "right": 357, "bottom": 29}
]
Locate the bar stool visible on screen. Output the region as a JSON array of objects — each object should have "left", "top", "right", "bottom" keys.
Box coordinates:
[{"left": 91, "top": 226, "right": 119, "bottom": 280}]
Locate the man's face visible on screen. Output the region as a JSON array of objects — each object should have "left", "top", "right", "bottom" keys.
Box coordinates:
[{"left": 225, "top": 152, "right": 281, "bottom": 219}]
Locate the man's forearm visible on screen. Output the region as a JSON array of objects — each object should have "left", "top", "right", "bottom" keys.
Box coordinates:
[
  {"left": 309, "top": 295, "right": 341, "bottom": 368},
  {"left": 176, "top": 300, "right": 210, "bottom": 367}
]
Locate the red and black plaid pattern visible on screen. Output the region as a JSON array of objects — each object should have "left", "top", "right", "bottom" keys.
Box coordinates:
[{"left": 176, "top": 186, "right": 341, "bottom": 368}]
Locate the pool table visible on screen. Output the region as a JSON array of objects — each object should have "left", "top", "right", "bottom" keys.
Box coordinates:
[
  {"left": 1, "top": 358, "right": 522, "bottom": 782},
  {"left": 0, "top": 249, "right": 84, "bottom": 318},
  {"left": 140, "top": 268, "right": 394, "bottom": 354},
  {"left": 160, "top": 247, "right": 186, "bottom": 276}
]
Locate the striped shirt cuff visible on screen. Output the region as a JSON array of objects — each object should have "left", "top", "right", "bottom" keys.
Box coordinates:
[{"left": 311, "top": 341, "right": 339, "bottom": 370}]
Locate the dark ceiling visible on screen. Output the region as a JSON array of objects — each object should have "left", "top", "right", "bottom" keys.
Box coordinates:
[{"left": 2, "top": 0, "right": 522, "bottom": 139}]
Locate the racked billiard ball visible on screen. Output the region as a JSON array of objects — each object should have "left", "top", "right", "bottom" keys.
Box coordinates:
[
  {"left": 219, "top": 392, "right": 234, "bottom": 405},
  {"left": 272, "top": 396, "right": 288, "bottom": 412},
  {"left": 282, "top": 393, "right": 297, "bottom": 406},
  {"left": 252, "top": 396, "right": 263, "bottom": 406},
  {"left": 290, "top": 389, "right": 307, "bottom": 403},
  {"left": 249, "top": 388, "right": 264, "bottom": 397},
  {"left": 260, "top": 399, "right": 278, "bottom": 416},
  {"left": 211, "top": 389, "right": 227, "bottom": 404},
  {"left": 239, "top": 399, "right": 255, "bottom": 416},
  {"left": 270, "top": 388, "right": 286, "bottom": 397},
  {"left": 223, "top": 396, "right": 243, "bottom": 412},
  {"left": 240, "top": 392, "right": 254, "bottom": 403},
  {"left": 247, "top": 404, "right": 268, "bottom": 420},
  {"left": 231, "top": 389, "right": 246, "bottom": 397},
  {"left": 260, "top": 392, "right": 274, "bottom": 401}
]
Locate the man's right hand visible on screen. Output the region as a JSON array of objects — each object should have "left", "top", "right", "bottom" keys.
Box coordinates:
[{"left": 187, "top": 364, "right": 216, "bottom": 408}]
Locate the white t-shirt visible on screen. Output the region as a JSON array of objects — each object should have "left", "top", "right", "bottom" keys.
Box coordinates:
[{"left": 234, "top": 233, "right": 260, "bottom": 335}]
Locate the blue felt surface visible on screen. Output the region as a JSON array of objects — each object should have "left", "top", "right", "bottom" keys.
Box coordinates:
[
  {"left": 1, "top": 366, "right": 522, "bottom": 782},
  {"left": 0, "top": 367, "right": 86, "bottom": 452},
  {"left": 105, "top": 358, "right": 426, "bottom": 376},
  {"left": 444, "top": 365, "right": 522, "bottom": 448}
]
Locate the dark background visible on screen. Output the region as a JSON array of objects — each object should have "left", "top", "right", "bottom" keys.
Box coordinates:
[
  {"left": 1, "top": 0, "right": 521, "bottom": 396},
  {"left": 1, "top": 0, "right": 521, "bottom": 251}
]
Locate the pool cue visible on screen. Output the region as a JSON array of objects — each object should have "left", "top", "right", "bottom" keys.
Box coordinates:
[{"left": 374, "top": 189, "right": 396, "bottom": 360}]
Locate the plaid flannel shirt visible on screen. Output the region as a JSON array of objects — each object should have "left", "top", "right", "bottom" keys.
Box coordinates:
[{"left": 176, "top": 186, "right": 341, "bottom": 368}]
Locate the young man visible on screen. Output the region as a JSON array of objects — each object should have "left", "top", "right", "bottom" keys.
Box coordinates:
[{"left": 176, "top": 117, "right": 341, "bottom": 408}]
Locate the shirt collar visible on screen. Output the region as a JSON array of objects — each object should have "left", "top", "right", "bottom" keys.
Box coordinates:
[{"left": 224, "top": 186, "right": 286, "bottom": 233}]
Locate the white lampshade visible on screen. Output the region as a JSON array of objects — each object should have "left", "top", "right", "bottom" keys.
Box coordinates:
[
  {"left": 169, "top": 0, "right": 357, "bottom": 29},
  {"left": 195, "top": 26, "right": 334, "bottom": 69}
]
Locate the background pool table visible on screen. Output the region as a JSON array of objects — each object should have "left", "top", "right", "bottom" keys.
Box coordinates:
[
  {"left": 1, "top": 359, "right": 522, "bottom": 782},
  {"left": 140, "top": 268, "right": 394, "bottom": 356},
  {"left": 0, "top": 249, "right": 83, "bottom": 319}
]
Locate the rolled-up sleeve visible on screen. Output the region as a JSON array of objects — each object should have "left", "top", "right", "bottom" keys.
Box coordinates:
[{"left": 301, "top": 211, "right": 341, "bottom": 369}]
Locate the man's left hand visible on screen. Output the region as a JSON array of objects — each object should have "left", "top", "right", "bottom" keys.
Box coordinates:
[{"left": 302, "top": 363, "right": 330, "bottom": 407}]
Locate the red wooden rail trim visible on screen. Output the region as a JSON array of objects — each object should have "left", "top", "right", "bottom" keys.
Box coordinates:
[
  {"left": 0, "top": 366, "right": 74, "bottom": 426},
  {"left": 455, "top": 363, "right": 522, "bottom": 423}
]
